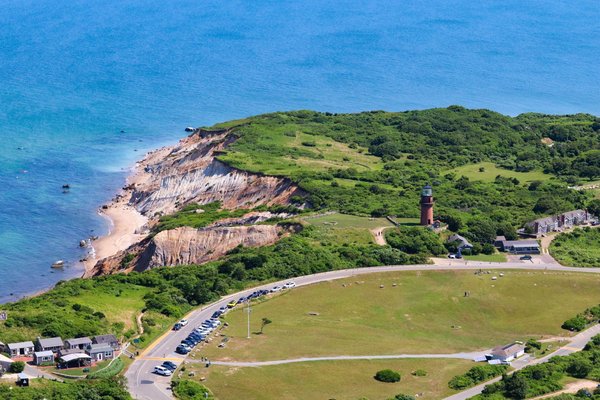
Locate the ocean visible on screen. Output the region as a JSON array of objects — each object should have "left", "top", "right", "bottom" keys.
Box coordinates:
[{"left": 0, "top": 0, "right": 599, "bottom": 302}]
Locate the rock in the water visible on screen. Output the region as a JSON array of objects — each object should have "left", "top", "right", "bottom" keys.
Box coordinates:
[
  {"left": 185, "top": 126, "right": 195, "bottom": 132},
  {"left": 79, "top": 240, "right": 87, "bottom": 247}
]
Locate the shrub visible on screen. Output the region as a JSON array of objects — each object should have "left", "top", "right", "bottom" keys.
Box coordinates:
[
  {"left": 172, "top": 380, "right": 213, "bottom": 400},
  {"left": 562, "top": 315, "right": 588, "bottom": 331},
  {"left": 9, "top": 361, "right": 25, "bottom": 373},
  {"left": 389, "top": 395, "right": 415, "bottom": 400},
  {"left": 411, "top": 369, "right": 427, "bottom": 377},
  {"left": 448, "top": 364, "right": 508, "bottom": 390},
  {"left": 374, "top": 369, "right": 401, "bottom": 383}
]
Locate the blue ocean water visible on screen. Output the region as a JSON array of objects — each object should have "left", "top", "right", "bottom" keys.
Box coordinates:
[{"left": 1, "top": 0, "right": 599, "bottom": 302}]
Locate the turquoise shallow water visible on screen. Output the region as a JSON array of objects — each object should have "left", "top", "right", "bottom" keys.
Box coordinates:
[{"left": 0, "top": 0, "right": 599, "bottom": 302}]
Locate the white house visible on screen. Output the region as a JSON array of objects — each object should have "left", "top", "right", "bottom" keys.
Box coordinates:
[
  {"left": 6, "top": 341, "right": 35, "bottom": 357},
  {"left": 489, "top": 343, "right": 526, "bottom": 362}
]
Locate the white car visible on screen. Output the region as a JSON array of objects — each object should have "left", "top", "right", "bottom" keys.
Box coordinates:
[
  {"left": 154, "top": 366, "right": 172, "bottom": 376},
  {"left": 270, "top": 286, "right": 282, "bottom": 292},
  {"left": 284, "top": 281, "right": 296, "bottom": 288},
  {"left": 179, "top": 319, "right": 189, "bottom": 326}
]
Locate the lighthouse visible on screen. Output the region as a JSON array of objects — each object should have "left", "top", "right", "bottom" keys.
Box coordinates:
[{"left": 420, "top": 184, "right": 434, "bottom": 226}]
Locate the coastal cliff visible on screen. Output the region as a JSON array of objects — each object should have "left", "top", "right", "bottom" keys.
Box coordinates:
[{"left": 85, "top": 128, "right": 304, "bottom": 276}]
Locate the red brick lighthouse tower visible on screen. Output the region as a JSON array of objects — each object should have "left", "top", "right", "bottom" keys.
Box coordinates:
[{"left": 420, "top": 184, "right": 434, "bottom": 226}]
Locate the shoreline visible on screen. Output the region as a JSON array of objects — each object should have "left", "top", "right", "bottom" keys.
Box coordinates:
[{"left": 82, "top": 162, "right": 150, "bottom": 276}]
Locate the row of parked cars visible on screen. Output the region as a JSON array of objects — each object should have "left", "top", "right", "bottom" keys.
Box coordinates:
[{"left": 160, "top": 281, "right": 298, "bottom": 371}]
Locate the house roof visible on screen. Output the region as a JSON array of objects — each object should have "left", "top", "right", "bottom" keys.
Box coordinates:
[
  {"left": 88, "top": 344, "right": 113, "bottom": 353},
  {"left": 93, "top": 334, "right": 118, "bottom": 344},
  {"left": 65, "top": 337, "right": 92, "bottom": 346},
  {"left": 38, "top": 337, "right": 63, "bottom": 348},
  {"left": 34, "top": 351, "right": 54, "bottom": 358},
  {"left": 492, "top": 343, "right": 525, "bottom": 358},
  {"left": 447, "top": 234, "right": 473, "bottom": 248},
  {"left": 58, "top": 348, "right": 81, "bottom": 356},
  {"left": 7, "top": 341, "right": 34, "bottom": 349},
  {"left": 59, "top": 353, "right": 91, "bottom": 363},
  {"left": 0, "top": 354, "right": 13, "bottom": 363},
  {"left": 502, "top": 239, "right": 539, "bottom": 248}
]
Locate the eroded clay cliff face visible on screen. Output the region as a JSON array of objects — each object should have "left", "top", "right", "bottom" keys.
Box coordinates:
[
  {"left": 87, "top": 224, "right": 287, "bottom": 276},
  {"left": 86, "top": 128, "right": 303, "bottom": 276},
  {"left": 130, "top": 129, "right": 302, "bottom": 216}
]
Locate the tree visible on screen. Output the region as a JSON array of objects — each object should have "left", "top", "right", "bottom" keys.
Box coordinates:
[
  {"left": 504, "top": 373, "right": 528, "bottom": 400},
  {"left": 586, "top": 199, "right": 600, "bottom": 218},
  {"left": 9, "top": 361, "right": 25, "bottom": 373},
  {"left": 567, "top": 359, "right": 592, "bottom": 378},
  {"left": 260, "top": 317, "right": 272, "bottom": 334}
]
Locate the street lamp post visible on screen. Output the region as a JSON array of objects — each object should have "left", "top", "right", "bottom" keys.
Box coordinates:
[{"left": 247, "top": 300, "right": 251, "bottom": 339}]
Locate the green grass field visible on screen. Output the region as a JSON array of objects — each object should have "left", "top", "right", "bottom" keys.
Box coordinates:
[
  {"left": 301, "top": 213, "right": 398, "bottom": 245},
  {"left": 550, "top": 227, "right": 600, "bottom": 267},
  {"left": 188, "top": 358, "right": 472, "bottom": 400},
  {"left": 463, "top": 253, "right": 507, "bottom": 262},
  {"left": 199, "top": 270, "right": 600, "bottom": 362},
  {"left": 445, "top": 162, "right": 551, "bottom": 183}
]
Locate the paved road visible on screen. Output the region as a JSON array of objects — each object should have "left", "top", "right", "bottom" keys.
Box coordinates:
[
  {"left": 443, "top": 323, "right": 600, "bottom": 400},
  {"left": 125, "top": 261, "right": 600, "bottom": 400},
  {"left": 193, "top": 351, "right": 490, "bottom": 367}
]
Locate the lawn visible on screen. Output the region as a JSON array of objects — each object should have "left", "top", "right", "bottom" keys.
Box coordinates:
[
  {"left": 187, "top": 358, "right": 473, "bottom": 400},
  {"left": 301, "top": 213, "right": 397, "bottom": 245},
  {"left": 52, "top": 359, "right": 111, "bottom": 377},
  {"left": 550, "top": 227, "right": 600, "bottom": 267},
  {"left": 463, "top": 253, "right": 507, "bottom": 262},
  {"left": 444, "top": 162, "right": 551, "bottom": 183},
  {"left": 198, "top": 270, "right": 600, "bottom": 362}
]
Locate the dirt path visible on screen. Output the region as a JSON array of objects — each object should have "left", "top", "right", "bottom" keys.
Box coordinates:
[
  {"left": 530, "top": 379, "right": 598, "bottom": 399},
  {"left": 370, "top": 227, "right": 390, "bottom": 245}
]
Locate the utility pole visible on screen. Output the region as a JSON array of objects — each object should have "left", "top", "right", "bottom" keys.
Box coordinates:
[{"left": 247, "top": 299, "right": 251, "bottom": 339}]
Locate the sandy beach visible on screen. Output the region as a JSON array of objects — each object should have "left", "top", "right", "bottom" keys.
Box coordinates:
[{"left": 82, "top": 163, "right": 150, "bottom": 276}]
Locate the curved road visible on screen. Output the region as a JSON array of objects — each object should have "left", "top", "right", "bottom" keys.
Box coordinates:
[{"left": 125, "top": 261, "right": 600, "bottom": 400}]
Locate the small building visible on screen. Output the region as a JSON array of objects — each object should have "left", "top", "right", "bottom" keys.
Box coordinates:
[
  {"left": 92, "top": 334, "right": 119, "bottom": 350},
  {"left": 64, "top": 337, "right": 92, "bottom": 350},
  {"left": 447, "top": 234, "right": 474, "bottom": 251},
  {"left": 33, "top": 350, "right": 55, "bottom": 366},
  {"left": 495, "top": 238, "right": 540, "bottom": 254},
  {"left": 35, "top": 337, "right": 63, "bottom": 353},
  {"left": 58, "top": 353, "right": 91, "bottom": 369},
  {"left": 16, "top": 373, "right": 29, "bottom": 387},
  {"left": 490, "top": 343, "right": 526, "bottom": 362},
  {"left": 0, "top": 353, "right": 13, "bottom": 371},
  {"left": 6, "top": 341, "right": 35, "bottom": 357},
  {"left": 86, "top": 343, "right": 114, "bottom": 361},
  {"left": 525, "top": 209, "right": 591, "bottom": 237}
]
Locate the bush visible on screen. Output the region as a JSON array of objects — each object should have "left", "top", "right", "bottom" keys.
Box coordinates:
[
  {"left": 448, "top": 364, "right": 508, "bottom": 390},
  {"left": 172, "top": 380, "right": 214, "bottom": 400},
  {"left": 374, "top": 369, "right": 401, "bottom": 383},
  {"left": 9, "top": 361, "right": 25, "bottom": 373},
  {"left": 562, "top": 315, "right": 588, "bottom": 331},
  {"left": 411, "top": 369, "right": 427, "bottom": 377},
  {"left": 389, "top": 395, "right": 416, "bottom": 400}
]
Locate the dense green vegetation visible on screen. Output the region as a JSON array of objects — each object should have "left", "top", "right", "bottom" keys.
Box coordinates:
[
  {"left": 375, "top": 369, "right": 402, "bottom": 383},
  {"left": 562, "top": 304, "right": 600, "bottom": 332},
  {"left": 551, "top": 228, "right": 600, "bottom": 267},
  {"left": 475, "top": 335, "right": 600, "bottom": 399},
  {"left": 448, "top": 364, "right": 509, "bottom": 390},
  {"left": 212, "top": 109, "right": 598, "bottom": 229},
  {"left": 0, "top": 377, "right": 131, "bottom": 400}
]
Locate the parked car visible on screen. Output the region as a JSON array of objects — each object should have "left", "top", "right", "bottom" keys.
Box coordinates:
[
  {"left": 219, "top": 306, "right": 228, "bottom": 312},
  {"left": 162, "top": 361, "right": 178, "bottom": 371},
  {"left": 448, "top": 254, "right": 457, "bottom": 259},
  {"left": 172, "top": 322, "right": 183, "bottom": 331},
  {"left": 520, "top": 255, "right": 533, "bottom": 261},
  {"left": 283, "top": 282, "right": 296, "bottom": 289},
  {"left": 270, "top": 286, "right": 282, "bottom": 292},
  {"left": 227, "top": 301, "right": 237, "bottom": 308},
  {"left": 176, "top": 345, "right": 190, "bottom": 355},
  {"left": 211, "top": 311, "right": 221, "bottom": 319},
  {"left": 179, "top": 319, "right": 189, "bottom": 326},
  {"left": 154, "top": 366, "right": 172, "bottom": 376}
]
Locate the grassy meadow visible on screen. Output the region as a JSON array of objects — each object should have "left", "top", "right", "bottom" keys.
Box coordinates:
[
  {"left": 444, "top": 162, "right": 551, "bottom": 183},
  {"left": 198, "top": 270, "right": 600, "bottom": 362},
  {"left": 301, "top": 213, "right": 398, "bottom": 245},
  {"left": 187, "top": 358, "right": 472, "bottom": 400}
]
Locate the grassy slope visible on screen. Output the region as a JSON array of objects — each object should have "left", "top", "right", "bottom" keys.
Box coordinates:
[
  {"left": 191, "top": 359, "right": 472, "bottom": 400},
  {"left": 444, "top": 162, "right": 551, "bottom": 183},
  {"left": 199, "top": 270, "right": 600, "bottom": 361},
  {"left": 550, "top": 227, "right": 600, "bottom": 267},
  {"left": 301, "top": 213, "right": 399, "bottom": 245}
]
